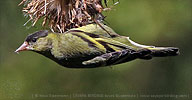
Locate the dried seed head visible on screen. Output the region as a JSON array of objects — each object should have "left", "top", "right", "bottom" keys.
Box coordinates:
[{"left": 19, "top": 0, "right": 111, "bottom": 33}]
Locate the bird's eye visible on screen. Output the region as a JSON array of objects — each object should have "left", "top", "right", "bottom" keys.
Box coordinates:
[{"left": 32, "top": 38, "right": 37, "bottom": 42}]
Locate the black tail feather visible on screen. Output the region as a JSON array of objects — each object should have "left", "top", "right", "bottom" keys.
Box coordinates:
[
  {"left": 138, "top": 47, "right": 179, "bottom": 60},
  {"left": 151, "top": 47, "right": 179, "bottom": 57}
]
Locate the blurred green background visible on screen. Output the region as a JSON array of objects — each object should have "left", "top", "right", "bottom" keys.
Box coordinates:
[{"left": 0, "top": 0, "right": 192, "bottom": 100}]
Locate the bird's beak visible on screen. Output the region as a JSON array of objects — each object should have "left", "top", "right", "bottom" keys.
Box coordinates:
[{"left": 15, "top": 42, "right": 30, "bottom": 53}]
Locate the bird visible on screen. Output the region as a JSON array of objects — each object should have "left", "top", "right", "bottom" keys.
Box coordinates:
[{"left": 15, "top": 23, "right": 179, "bottom": 68}]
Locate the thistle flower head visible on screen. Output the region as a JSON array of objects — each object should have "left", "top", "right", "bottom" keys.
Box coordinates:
[{"left": 19, "top": 0, "right": 111, "bottom": 33}]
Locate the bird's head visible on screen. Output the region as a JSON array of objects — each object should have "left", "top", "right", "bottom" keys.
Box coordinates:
[{"left": 15, "top": 30, "right": 52, "bottom": 53}]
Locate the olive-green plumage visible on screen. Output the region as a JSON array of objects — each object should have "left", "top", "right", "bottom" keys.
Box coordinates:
[{"left": 16, "top": 23, "right": 179, "bottom": 68}]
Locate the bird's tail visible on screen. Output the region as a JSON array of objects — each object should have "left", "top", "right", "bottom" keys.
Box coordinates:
[
  {"left": 138, "top": 47, "right": 179, "bottom": 60},
  {"left": 125, "top": 37, "right": 179, "bottom": 60}
]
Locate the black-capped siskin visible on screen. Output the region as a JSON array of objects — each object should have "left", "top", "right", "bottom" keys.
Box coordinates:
[{"left": 15, "top": 23, "right": 179, "bottom": 68}]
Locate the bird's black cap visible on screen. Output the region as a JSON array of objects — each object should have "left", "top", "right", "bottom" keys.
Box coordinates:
[{"left": 25, "top": 30, "right": 48, "bottom": 42}]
